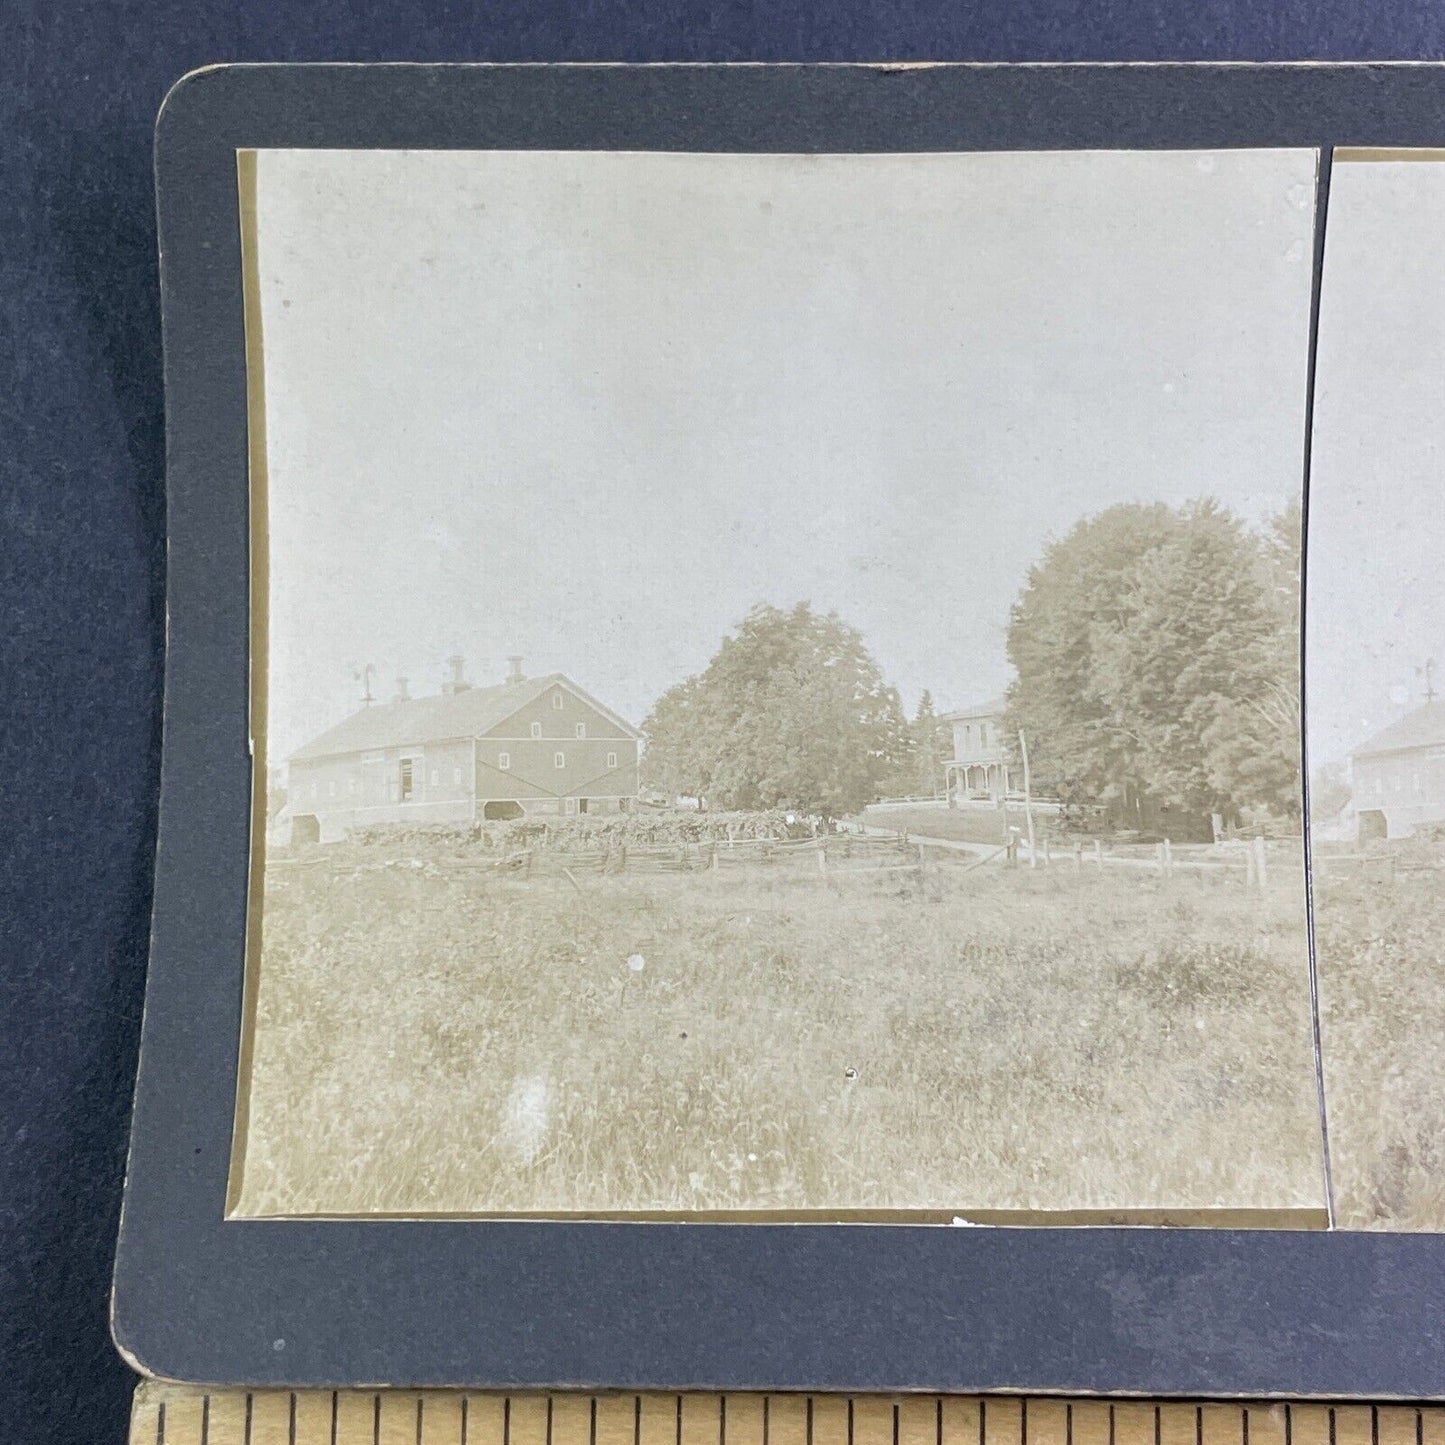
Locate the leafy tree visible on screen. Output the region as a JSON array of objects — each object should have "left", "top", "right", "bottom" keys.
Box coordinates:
[
  {"left": 642, "top": 602, "right": 910, "bottom": 816},
  {"left": 1005, "top": 498, "right": 1303, "bottom": 824},
  {"left": 1004, "top": 502, "right": 1184, "bottom": 810},
  {"left": 1202, "top": 498, "right": 1304, "bottom": 818}
]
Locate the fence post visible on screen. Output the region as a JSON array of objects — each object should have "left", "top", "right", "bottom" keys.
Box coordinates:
[
  {"left": 817, "top": 839, "right": 828, "bottom": 877},
  {"left": 1093, "top": 838, "right": 1103, "bottom": 869},
  {"left": 618, "top": 843, "right": 627, "bottom": 875},
  {"left": 1156, "top": 842, "right": 1166, "bottom": 877},
  {"left": 1253, "top": 837, "right": 1268, "bottom": 890},
  {"left": 1074, "top": 840, "right": 1083, "bottom": 873},
  {"left": 1007, "top": 828, "right": 1020, "bottom": 869},
  {"left": 1163, "top": 838, "right": 1173, "bottom": 877},
  {"left": 1043, "top": 838, "right": 1052, "bottom": 867},
  {"left": 1245, "top": 842, "right": 1257, "bottom": 888}
]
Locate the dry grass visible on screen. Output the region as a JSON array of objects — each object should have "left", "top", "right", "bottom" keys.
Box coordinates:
[
  {"left": 861, "top": 804, "right": 1059, "bottom": 847},
  {"left": 234, "top": 843, "right": 1324, "bottom": 1217},
  {"left": 1316, "top": 863, "right": 1445, "bottom": 1230}
]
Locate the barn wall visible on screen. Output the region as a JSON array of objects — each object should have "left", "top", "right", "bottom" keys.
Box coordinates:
[
  {"left": 473, "top": 736, "right": 641, "bottom": 807},
  {"left": 1353, "top": 747, "right": 1445, "bottom": 838},
  {"left": 286, "top": 738, "right": 476, "bottom": 840}
]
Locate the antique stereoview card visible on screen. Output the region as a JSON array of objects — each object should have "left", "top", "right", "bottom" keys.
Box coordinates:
[
  {"left": 1310, "top": 150, "right": 1445, "bottom": 1232},
  {"left": 231, "top": 146, "right": 1327, "bottom": 1221}
]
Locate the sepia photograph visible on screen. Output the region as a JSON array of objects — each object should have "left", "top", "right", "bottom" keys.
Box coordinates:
[
  {"left": 232, "top": 146, "right": 1326, "bottom": 1219},
  {"left": 1309, "top": 150, "right": 1445, "bottom": 1231}
]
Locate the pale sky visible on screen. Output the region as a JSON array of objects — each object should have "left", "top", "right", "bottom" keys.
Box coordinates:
[
  {"left": 252, "top": 147, "right": 1317, "bottom": 760},
  {"left": 1307, "top": 157, "right": 1445, "bottom": 766}
]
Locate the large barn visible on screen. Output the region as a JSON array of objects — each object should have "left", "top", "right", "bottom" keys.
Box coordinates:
[
  {"left": 278, "top": 658, "right": 642, "bottom": 844},
  {"left": 1351, "top": 699, "right": 1445, "bottom": 841}
]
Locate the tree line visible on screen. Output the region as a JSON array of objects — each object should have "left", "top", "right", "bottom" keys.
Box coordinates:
[{"left": 641, "top": 498, "right": 1303, "bottom": 826}]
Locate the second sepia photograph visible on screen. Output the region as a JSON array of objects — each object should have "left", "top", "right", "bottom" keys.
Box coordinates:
[{"left": 233, "top": 146, "right": 1327, "bottom": 1221}]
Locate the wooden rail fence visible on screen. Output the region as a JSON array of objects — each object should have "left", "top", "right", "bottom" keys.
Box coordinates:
[{"left": 272, "top": 828, "right": 1291, "bottom": 890}]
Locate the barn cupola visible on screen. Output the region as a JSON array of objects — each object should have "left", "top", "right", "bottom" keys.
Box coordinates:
[
  {"left": 442, "top": 654, "right": 472, "bottom": 696},
  {"left": 507, "top": 655, "right": 525, "bottom": 684},
  {"left": 394, "top": 675, "right": 410, "bottom": 703}
]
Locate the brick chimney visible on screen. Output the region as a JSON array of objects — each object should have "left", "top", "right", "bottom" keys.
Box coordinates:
[
  {"left": 506, "top": 655, "right": 525, "bottom": 684},
  {"left": 442, "top": 654, "right": 471, "bottom": 696},
  {"left": 394, "top": 675, "right": 410, "bottom": 703}
]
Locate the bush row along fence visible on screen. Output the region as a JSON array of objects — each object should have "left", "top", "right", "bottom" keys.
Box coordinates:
[{"left": 345, "top": 810, "right": 814, "bottom": 852}]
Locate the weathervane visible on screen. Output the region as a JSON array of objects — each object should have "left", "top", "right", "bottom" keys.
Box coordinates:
[
  {"left": 353, "top": 661, "right": 376, "bottom": 706},
  {"left": 1419, "top": 657, "right": 1438, "bottom": 704}
]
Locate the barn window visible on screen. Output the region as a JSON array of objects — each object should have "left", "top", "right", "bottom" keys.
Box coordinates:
[
  {"left": 531, "top": 721, "right": 542, "bottom": 739},
  {"left": 430, "top": 769, "right": 439, "bottom": 787},
  {"left": 453, "top": 767, "right": 462, "bottom": 786},
  {"left": 607, "top": 751, "right": 618, "bottom": 770},
  {"left": 552, "top": 691, "right": 564, "bottom": 710},
  {"left": 498, "top": 752, "right": 511, "bottom": 771},
  {"left": 564, "top": 797, "right": 577, "bottom": 814},
  {"left": 399, "top": 758, "right": 414, "bottom": 800},
  {"left": 554, "top": 751, "right": 565, "bottom": 769},
  {"left": 575, "top": 722, "right": 586, "bottom": 739}
]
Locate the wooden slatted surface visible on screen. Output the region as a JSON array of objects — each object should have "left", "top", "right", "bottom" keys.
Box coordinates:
[{"left": 130, "top": 1387, "right": 1436, "bottom": 1445}]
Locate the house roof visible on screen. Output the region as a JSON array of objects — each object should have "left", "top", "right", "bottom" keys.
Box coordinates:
[
  {"left": 1352, "top": 700, "right": 1445, "bottom": 759},
  {"left": 290, "top": 673, "right": 641, "bottom": 762},
  {"left": 940, "top": 695, "right": 1008, "bottom": 723}
]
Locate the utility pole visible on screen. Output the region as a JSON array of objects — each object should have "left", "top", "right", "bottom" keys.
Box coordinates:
[{"left": 1018, "top": 729, "right": 1037, "bottom": 868}]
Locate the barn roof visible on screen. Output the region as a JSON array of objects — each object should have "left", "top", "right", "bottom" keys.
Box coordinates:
[
  {"left": 940, "top": 695, "right": 1008, "bottom": 723},
  {"left": 1353, "top": 700, "right": 1445, "bottom": 759},
  {"left": 289, "top": 673, "right": 641, "bottom": 762}
]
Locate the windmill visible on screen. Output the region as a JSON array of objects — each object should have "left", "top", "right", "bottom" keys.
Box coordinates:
[{"left": 350, "top": 661, "right": 376, "bottom": 707}]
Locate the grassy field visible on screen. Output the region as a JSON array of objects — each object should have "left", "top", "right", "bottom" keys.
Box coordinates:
[
  {"left": 1315, "top": 860, "right": 1445, "bottom": 1230},
  {"left": 861, "top": 803, "right": 1061, "bottom": 848},
  {"left": 234, "top": 840, "right": 1324, "bottom": 1217}
]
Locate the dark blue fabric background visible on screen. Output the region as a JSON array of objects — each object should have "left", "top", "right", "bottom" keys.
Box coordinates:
[{"left": 3, "top": 8, "right": 1444, "bottom": 1444}]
